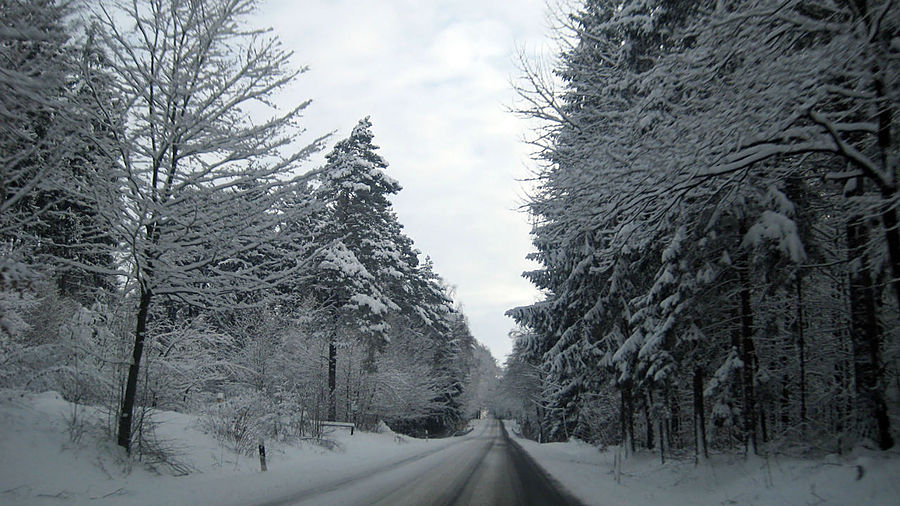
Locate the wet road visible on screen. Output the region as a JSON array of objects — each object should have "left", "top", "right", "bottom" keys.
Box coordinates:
[{"left": 262, "top": 418, "right": 582, "bottom": 506}]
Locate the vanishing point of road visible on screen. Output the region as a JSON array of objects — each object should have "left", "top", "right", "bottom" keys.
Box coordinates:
[{"left": 261, "top": 418, "right": 584, "bottom": 506}]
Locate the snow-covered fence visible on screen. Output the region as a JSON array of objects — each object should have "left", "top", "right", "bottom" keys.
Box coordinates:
[{"left": 317, "top": 421, "right": 355, "bottom": 435}]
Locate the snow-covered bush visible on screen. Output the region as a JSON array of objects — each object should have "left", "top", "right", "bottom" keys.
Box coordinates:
[
  {"left": 202, "top": 394, "right": 274, "bottom": 456},
  {"left": 0, "top": 282, "right": 120, "bottom": 407},
  {"left": 141, "top": 319, "right": 237, "bottom": 412},
  {"left": 195, "top": 303, "right": 332, "bottom": 451}
]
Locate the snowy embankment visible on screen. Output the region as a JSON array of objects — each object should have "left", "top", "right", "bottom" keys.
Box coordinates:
[
  {"left": 0, "top": 390, "right": 457, "bottom": 505},
  {"left": 505, "top": 420, "right": 900, "bottom": 506}
]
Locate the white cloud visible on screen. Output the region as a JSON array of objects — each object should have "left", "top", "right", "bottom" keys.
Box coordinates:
[{"left": 254, "top": 0, "right": 551, "bottom": 361}]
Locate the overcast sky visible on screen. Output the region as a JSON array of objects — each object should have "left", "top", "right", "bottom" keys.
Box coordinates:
[{"left": 254, "top": 0, "right": 552, "bottom": 363}]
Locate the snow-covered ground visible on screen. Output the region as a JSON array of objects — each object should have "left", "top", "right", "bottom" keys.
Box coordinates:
[
  {"left": 4, "top": 391, "right": 899, "bottom": 506},
  {"left": 505, "top": 420, "right": 900, "bottom": 505},
  {"left": 0, "top": 390, "right": 459, "bottom": 505}
]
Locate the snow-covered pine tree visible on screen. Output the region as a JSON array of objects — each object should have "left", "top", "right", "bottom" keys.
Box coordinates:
[
  {"left": 510, "top": 0, "right": 693, "bottom": 444},
  {"left": 644, "top": 0, "right": 897, "bottom": 451},
  {"left": 305, "top": 118, "right": 403, "bottom": 419},
  {"left": 512, "top": 0, "right": 897, "bottom": 456},
  {"left": 0, "top": 1, "right": 126, "bottom": 412},
  {"left": 0, "top": 0, "right": 117, "bottom": 296},
  {"left": 406, "top": 259, "right": 473, "bottom": 433},
  {"left": 299, "top": 117, "right": 474, "bottom": 432},
  {"left": 494, "top": 331, "right": 546, "bottom": 441},
  {"left": 310, "top": 118, "right": 405, "bottom": 345},
  {"left": 429, "top": 310, "right": 474, "bottom": 434},
  {"left": 0, "top": 0, "right": 71, "bottom": 265}
]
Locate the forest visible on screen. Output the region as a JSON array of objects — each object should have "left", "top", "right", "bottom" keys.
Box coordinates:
[
  {"left": 0, "top": 0, "right": 500, "bottom": 463},
  {"left": 496, "top": 0, "right": 899, "bottom": 462},
  {"left": 3, "top": 0, "right": 899, "bottom": 485}
]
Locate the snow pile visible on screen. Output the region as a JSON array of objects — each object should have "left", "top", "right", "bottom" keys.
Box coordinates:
[
  {"left": 508, "top": 428, "right": 900, "bottom": 506},
  {"left": 375, "top": 419, "right": 395, "bottom": 435},
  {"left": 0, "top": 390, "right": 453, "bottom": 505}
]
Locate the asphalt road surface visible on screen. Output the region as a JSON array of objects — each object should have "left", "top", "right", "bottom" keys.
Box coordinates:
[{"left": 261, "top": 418, "right": 583, "bottom": 506}]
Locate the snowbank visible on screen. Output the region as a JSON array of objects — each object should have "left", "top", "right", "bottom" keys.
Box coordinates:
[
  {"left": 506, "top": 421, "right": 900, "bottom": 505},
  {"left": 0, "top": 390, "right": 454, "bottom": 505}
]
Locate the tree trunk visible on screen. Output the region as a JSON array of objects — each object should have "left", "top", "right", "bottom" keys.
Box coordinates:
[
  {"left": 345, "top": 351, "right": 352, "bottom": 422},
  {"left": 620, "top": 380, "right": 635, "bottom": 455},
  {"left": 670, "top": 389, "right": 681, "bottom": 449},
  {"left": 780, "top": 372, "right": 791, "bottom": 428},
  {"left": 117, "top": 283, "right": 152, "bottom": 451},
  {"left": 693, "top": 367, "right": 708, "bottom": 463},
  {"left": 878, "top": 191, "right": 900, "bottom": 313},
  {"left": 328, "top": 341, "right": 337, "bottom": 421},
  {"left": 832, "top": 246, "right": 851, "bottom": 444},
  {"left": 644, "top": 391, "right": 654, "bottom": 450},
  {"left": 796, "top": 274, "right": 807, "bottom": 431},
  {"left": 738, "top": 238, "right": 758, "bottom": 456},
  {"left": 872, "top": 48, "right": 900, "bottom": 313},
  {"left": 658, "top": 388, "right": 667, "bottom": 464},
  {"left": 846, "top": 188, "right": 894, "bottom": 450},
  {"left": 536, "top": 404, "right": 545, "bottom": 443},
  {"left": 619, "top": 386, "right": 626, "bottom": 449}
]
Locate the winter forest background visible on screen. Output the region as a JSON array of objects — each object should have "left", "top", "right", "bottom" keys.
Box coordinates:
[
  {"left": 1, "top": 0, "right": 500, "bottom": 461},
  {"left": 1, "top": 0, "right": 898, "bottom": 477},
  {"left": 499, "top": 0, "right": 899, "bottom": 462}
]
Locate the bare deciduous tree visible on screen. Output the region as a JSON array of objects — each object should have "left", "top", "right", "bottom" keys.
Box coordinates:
[{"left": 87, "top": 0, "right": 324, "bottom": 452}]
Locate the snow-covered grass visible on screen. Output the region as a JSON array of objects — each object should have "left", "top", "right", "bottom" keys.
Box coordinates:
[
  {"left": 6, "top": 393, "right": 897, "bottom": 506},
  {"left": 505, "top": 420, "right": 900, "bottom": 505},
  {"left": 0, "top": 390, "right": 455, "bottom": 505}
]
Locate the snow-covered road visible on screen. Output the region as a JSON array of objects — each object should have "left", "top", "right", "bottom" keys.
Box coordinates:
[
  {"left": 260, "top": 418, "right": 582, "bottom": 506},
  {"left": 6, "top": 392, "right": 896, "bottom": 506},
  {"left": 1, "top": 393, "right": 582, "bottom": 505}
]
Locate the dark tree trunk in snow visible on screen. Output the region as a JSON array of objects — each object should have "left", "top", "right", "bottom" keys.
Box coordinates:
[
  {"left": 328, "top": 341, "right": 337, "bottom": 421},
  {"left": 846, "top": 184, "right": 894, "bottom": 450},
  {"left": 536, "top": 404, "right": 544, "bottom": 443},
  {"left": 644, "top": 391, "right": 654, "bottom": 450},
  {"left": 620, "top": 380, "right": 635, "bottom": 455},
  {"left": 670, "top": 391, "right": 680, "bottom": 449},
  {"left": 118, "top": 283, "right": 152, "bottom": 451},
  {"left": 693, "top": 367, "right": 708, "bottom": 463},
  {"left": 658, "top": 389, "right": 667, "bottom": 464},
  {"left": 871, "top": 37, "right": 900, "bottom": 314},
  {"left": 345, "top": 355, "right": 352, "bottom": 422},
  {"left": 878, "top": 189, "right": 900, "bottom": 313},
  {"left": 796, "top": 275, "right": 807, "bottom": 429},
  {"left": 738, "top": 237, "right": 758, "bottom": 456}
]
